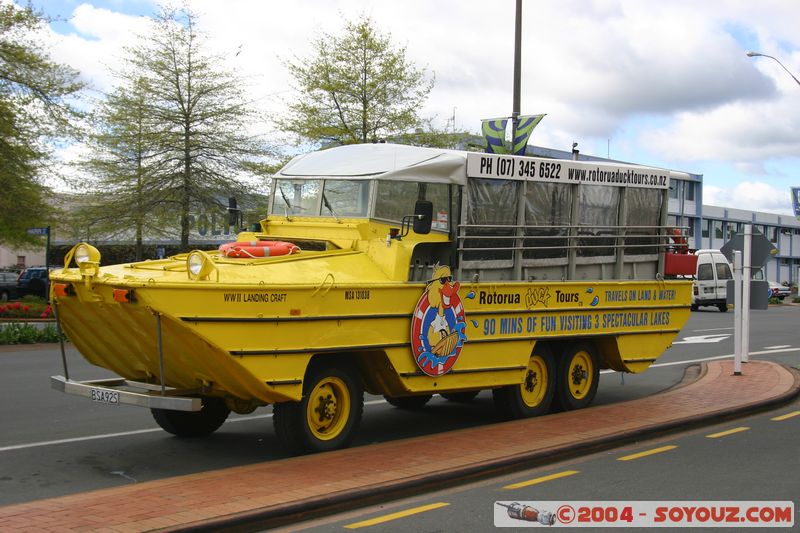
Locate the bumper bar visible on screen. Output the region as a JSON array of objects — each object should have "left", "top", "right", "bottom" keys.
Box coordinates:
[{"left": 50, "top": 375, "right": 203, "bottom": 411}]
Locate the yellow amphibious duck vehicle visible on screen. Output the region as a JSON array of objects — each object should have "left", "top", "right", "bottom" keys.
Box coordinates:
[{"left": 50, "top": 143, "right": 696, "bottom": 453}]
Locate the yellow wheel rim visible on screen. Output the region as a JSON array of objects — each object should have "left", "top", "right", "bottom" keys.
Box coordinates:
[
  {"left": 306, "top": 376, "right": 350, "bottom": 441},
  {"left": 520, "top": 354, "right": 548, "bottom": 408},
  {"left": 567, "top": 350, "right": 593, "bottom": 400}
]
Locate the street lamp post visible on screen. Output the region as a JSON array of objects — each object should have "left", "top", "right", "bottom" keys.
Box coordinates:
[{"left": 746, "top": 51, "right": 800, "bottom": 87}]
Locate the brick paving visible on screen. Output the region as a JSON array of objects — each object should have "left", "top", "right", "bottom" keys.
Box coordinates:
[{"left": 0, "top": 360, "right": 797, "bottom": 532}]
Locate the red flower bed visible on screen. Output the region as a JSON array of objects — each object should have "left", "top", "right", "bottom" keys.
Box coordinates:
[{"left": 0, "top": 301, "right": 52, "bottom": 320}]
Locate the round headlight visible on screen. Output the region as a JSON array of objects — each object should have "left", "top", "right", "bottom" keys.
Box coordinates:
[
  {"left": 188, "top": 252, "right": 204, "bottom": 276},
  {"left": 75, "top": 245, "right": 91, "bottom": 264},
  {"left": 187, "top": 250, "right": 217, "bottom": 281},
  {"left": 74, "top": 243, "right": 100, "bottom": 265}
]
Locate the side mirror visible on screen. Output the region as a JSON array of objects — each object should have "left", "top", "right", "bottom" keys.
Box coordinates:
[{"left": 413, "top": 200, "right": 433, "bottom": 235}]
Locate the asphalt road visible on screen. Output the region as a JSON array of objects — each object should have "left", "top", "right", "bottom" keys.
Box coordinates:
[
  {"left": 285, "top": 397, "right": 800, "bottom": 532},
  {"left": 0, "top": 304, "right": 798, "bottom": 507}
]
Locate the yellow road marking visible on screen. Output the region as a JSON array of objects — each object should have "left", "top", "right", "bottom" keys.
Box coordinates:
[
  {"left": 771, "top": 410, "right": 800, "bottom": 421},
  {"left": 503, "top": 470, "right": 580, "bottom": 490},
  {"left": 344, "top": 502, "right": 450, "bottom": 529},
  {"left": 706, "top": 426, "right": 750, "bottom": 439},
  {"left": 617, "top": 445, "right": 677, "bottom": 461}
]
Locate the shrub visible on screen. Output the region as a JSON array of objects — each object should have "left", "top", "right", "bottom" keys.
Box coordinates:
[
  {"left": 37, "top": 324, "right": 66, "bottom": 343},
  {"left": 0, "top": 322, "right": 67, "bottom": 344}
]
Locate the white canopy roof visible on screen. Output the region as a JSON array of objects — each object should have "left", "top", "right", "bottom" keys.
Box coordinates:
[
  {"left": 276, "top": 143, "right": 469, "bottom": 185},
  {"left": 275, "top": 143, "right": 683, "bottom": 190}
]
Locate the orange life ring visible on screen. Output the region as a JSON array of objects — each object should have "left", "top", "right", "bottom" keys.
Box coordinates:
[{"left": 218, "top": 240, "right": 300, "bottom": 258}]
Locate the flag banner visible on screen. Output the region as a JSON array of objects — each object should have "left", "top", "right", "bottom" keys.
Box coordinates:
[
  {"left": 513, "top": 114, "right": 545, "bottom": 155},
  {"left": 792, "top": 187, "right": 800, "bottom": 221},
  {"left": 481, "top": 118, "right": 509, "bottom": 154}
]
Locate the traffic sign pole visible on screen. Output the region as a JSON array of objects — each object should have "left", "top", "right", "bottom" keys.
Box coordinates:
[
  {"left": 742, "top": 224, "right": 751, "bottom": 363},
  {"left": 45, "top": 225, "right": 50, "bottom": 268},
  {"left": 733, "top": 251, "right": 742, "bottom": 375}
]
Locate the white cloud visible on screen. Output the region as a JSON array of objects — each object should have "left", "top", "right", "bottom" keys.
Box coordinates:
[
  {"left": 703, "top": 181, "right": 794, "bottom": 215},
  {"left": 42, "top": 4, "right": 151, "bottom": 92}
]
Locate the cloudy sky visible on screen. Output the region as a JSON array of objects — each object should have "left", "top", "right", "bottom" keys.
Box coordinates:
[{"left": 35, "top": 0, "right": 800, "bottom": 215}]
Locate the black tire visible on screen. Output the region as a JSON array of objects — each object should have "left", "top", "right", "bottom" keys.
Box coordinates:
[
  {"left": 493, "top": 345, "right": 555, "bottom": 420},
  {"left": 690, "top": 304, "right": 698, "bottom": 311},
  {"left": 553, "top": 341, "right": 600, "bottom": 411},
  {"left": 441, "top": 391, "right": 480, "bottom": 403},
  {"left": 718, "top": 303, "right": 728, "bottom": 312},
  {"left": 0, "top": 290, "right": 9, "bottom": 302},
  {"left": 384, "top": 394, "right": 433, "bottom": 409},
  {"left": 151, "top": 397, "right": 230, "bottom": 437},
  {"left": 273, "top": 362, "right": 363, "bottom": 454}
]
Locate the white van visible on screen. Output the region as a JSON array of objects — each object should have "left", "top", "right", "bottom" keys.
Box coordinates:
[{"left": 691, "top": 249, "right": 732, "bottom": 312}]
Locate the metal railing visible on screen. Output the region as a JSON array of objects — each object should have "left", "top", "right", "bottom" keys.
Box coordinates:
[{"left": 457, "top": 224, "right": 686, "bottom": 253}]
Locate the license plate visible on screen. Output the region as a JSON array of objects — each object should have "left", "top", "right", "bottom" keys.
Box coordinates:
[{"left": 90, "top": 388, "right": 119, "bottom": 405}]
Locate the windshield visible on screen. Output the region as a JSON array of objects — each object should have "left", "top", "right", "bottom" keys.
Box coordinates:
[{"left": 271, "top": 179, "right": 370, "bottom": 217}]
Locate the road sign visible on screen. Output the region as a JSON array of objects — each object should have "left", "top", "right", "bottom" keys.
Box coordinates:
[
  {"left": 26, "top": 227, "right": 49, "bottom": 236},
  {"left": 720, "top": 229, "right": 777, "bottom": 268},
  {"left": 727, "top": 279, "right": 769, "bottom": 310}
]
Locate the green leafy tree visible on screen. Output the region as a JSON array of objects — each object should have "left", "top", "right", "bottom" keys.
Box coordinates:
[
  {"left": 97, "top": 6, "right": 270, "bottom": 251},
  {"left": 0, "top": 3, "right": 84, "bottom": 248},
  {"left": 78, "top": 78, "right": 174, "bottom": 260},
  {"left": 279, "top": 15, "right": 435, "bottom": 146}
]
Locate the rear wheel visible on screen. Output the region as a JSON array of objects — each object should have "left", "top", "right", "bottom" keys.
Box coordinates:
[
  {"left": 384, "top": 394, "right": 432, "bottom": 409},
  {"left": 554, "top": 341, "right": 599, "bottom": 411},
  {"left": 493, "top": 345, "right": 555, "bottom": 420},
  {"left": 718, "top": 303, "right": 728, "bottom": 312},
  {"left": 441, "top": 391, "right": 480, "bottom": 403},
  {"left": 151, "top": 397, "right": 230, "bottom": 437},
  {"left": 274, "top": 362, "right": 363, "bottom": 454}
]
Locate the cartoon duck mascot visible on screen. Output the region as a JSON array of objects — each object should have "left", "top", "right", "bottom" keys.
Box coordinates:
[
  {"left": 411, "top": 263, "right": 468, "bottom": 376},
  {"left": 426, "top": 264, "right": 461, "bottom": 355}
]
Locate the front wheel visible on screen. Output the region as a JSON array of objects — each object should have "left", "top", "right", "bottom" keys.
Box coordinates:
[
  {"left": 151, "top": 397, "right": 230, "bottom": 437},
  {"left": 554, "top": 341, "right": 599, "bottom": 411},
  {"left": 273, "top": 362, "right": 363, "bottom": 454},
  {"left": 493, "top": 345, "right": 555, "bottom": 420},
  {"left": 718, "top": 303, "right": 728, "bottom": 312}
]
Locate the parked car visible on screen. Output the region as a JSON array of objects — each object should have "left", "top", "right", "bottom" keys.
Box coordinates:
[
  {"left": 16, "top": 266, "right": 49, "bottom": 299},
  {"left": 0, "top": 271, "right": 19, "bottom": 301},
  {"left": 768, "top": 281, "right": 791, "bottom": 300},
  {"left": 751, "top": 268, "right": 791, "bottom": 301}
]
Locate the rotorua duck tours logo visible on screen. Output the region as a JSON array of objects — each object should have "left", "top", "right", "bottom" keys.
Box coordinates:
[{"left": 410, "top": 264, "right": 468, "bottom": 376}]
